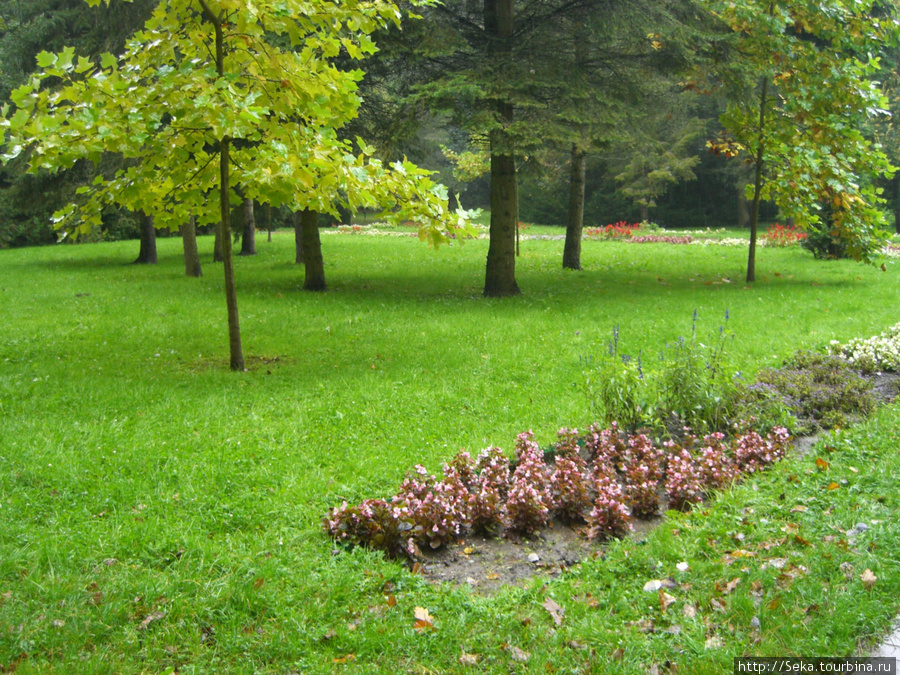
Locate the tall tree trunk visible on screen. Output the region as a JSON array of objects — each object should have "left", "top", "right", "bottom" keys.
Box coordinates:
[
  {"left": 239, "top": 198, "right": 257, "bottom": 256},
  {"left": 181, "top": 215, "right": 202, "bottom": 277},
  {"left": 737, "top": 186, "right": 750, "bottom": 228},
  {"left": 337, "top": 203, "right": 353, "bottom": 226},
  {"left": 747, "top": 77, "right": 768, "bottom": 284},
  {"left": 213, "top": 221, "right": 224, "bottom": 262},
  {"left": 483, "top": 0, "right": 520, "bottom": 297},
  {"left": 300, "top": 208, "right": 326, "bottom": 291},
  {"left": 562, "top": 144, "right": 586, "bottom": 270},
  {"left": 134, "top": 211, "right": 157, "bottom": 264},
  {"left": 199, "top": 0, "right": 243, "bottom": 371},
  {"left": 266, "top": 202, "right": 273, "bottom": 243},
  {"left": 448, "top": 188, "right": 459, "bottom": 213},
  {"left": 293, "top": 211, "right": 304, "bottom": 264}
]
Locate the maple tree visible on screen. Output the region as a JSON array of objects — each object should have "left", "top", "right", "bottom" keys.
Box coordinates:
[
  {"left": 702, "top": 0, "right": 898, "bottom": 281},
  {"left": 0, "top": 0, "right": 470, "bottom": 370}
]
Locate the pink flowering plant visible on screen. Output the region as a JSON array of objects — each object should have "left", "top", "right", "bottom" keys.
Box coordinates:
[
  {"left": 696, "top": 431, "right": 740, "bottom": 491},
  {"left": 504, "top": 431, "right": 553, "bottom": 533},
  {"left": 587, "top": 473, "right": 632, "bottom": 540},
  {"left": 664, "top": 444, "right": 703, "bottom": 510},
  {"left": 470, "top": 446, "right": 511, "bottom": 533},
  {"left": 323, "top": 422, "right": 794, "bottom": 560}
]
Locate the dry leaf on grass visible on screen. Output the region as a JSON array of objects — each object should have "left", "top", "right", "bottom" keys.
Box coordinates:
[
  {"left": 860, "top": 569, "right": 877, "bottom": 590},
  {"left": 659, "top": 590, "right": 676, "bottom": 613},
  {"left": 503, "top": 644, "right": 530, "bottom": 662},
  {"left": 459, "top": 651, "right": 479, "bottom": 666},
  {"left": 413, "top": 606, "right": 435, "bottom": 632},
  {"left": 138, "top": 611, "right": 164, "bottom": 630},
  {"left": 542, "top": 597, "right": 565, "bottom": 626}
]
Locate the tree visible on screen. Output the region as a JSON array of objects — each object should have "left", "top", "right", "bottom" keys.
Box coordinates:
[
  {"left": 238, "top": 198, "right": 256, "bottom": 257},
  {"left": 133, "top": 210, "right": 157, "bottom": 264},
  {"left": 702, "top": 0, "right": 897, "bottom": 282},
  {"left": 1, "top": 0, "right": 470, "bottom": 370}
]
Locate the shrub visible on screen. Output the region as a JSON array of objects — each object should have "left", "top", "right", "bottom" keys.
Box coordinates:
[
  {"left": 470, "top": 446, "right": 510, "bottom": 533},
  {"left": 733, "top": 426, "right": 790, "bottom": 473},
  {"left": 324, "top": 499, "right": 418, "bottom": 560},
  {"left": 753, "top": 351, "right": 875, "bottom": 433},
  {"left": 696, "top": 432, "right": 740, "bottom": 491},
  {"left": 505, "top": 432, "right": 552, "bottom": 533},
  {"left": 801, "top": 219, "right": 850, "bottom": 259},
  {"left": 664, "top": 445, "right": 703, "bottom": 510},
  {"left": 393, "top": 465, "right": 471, "bottom": 549},
  {"left": 587, "top": 473, "right": 632, "bottom": 540},
  {"left": 549, "top": 454, "right": 592, "bottom": 522},
  {"left": 829, "top": 322, "right": 900, "bottom": 373}
]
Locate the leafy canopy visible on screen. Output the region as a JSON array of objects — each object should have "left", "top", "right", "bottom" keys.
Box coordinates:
[
  {"left": 0, "top": 0, "right": 472, "bottom": 246},
  {"left": 704, "top": 0, "right": 899, "bottom": 261}
]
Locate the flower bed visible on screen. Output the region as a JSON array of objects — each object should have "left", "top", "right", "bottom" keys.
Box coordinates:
[{"left": 324, "top": 424, "right": 790, "bottom": 561}]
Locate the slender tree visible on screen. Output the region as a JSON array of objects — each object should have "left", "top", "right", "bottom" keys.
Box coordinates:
[
  {"left": 181, "top": 215, "right": 202, "bottom": 277},
  {"left": 1, "top": 0, "right": 470, "bottom": 370},
  {"left": 133, "top": 210, "right": 157, "bottom": 264}
]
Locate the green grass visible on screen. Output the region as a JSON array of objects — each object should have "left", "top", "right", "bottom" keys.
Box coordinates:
[{"left": 1, "top": 231, "right": 899, "bottom": 673}]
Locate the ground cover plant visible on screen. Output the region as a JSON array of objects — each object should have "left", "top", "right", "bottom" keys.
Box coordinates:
[{"left": 1, "top": 231, "right": 900, "bottom": 672}]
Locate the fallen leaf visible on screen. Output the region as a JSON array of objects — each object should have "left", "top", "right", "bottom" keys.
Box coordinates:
[
  {"left": 386, "top": 594, "right": 397, "bottom": 608},
  {"left": 486, "top": 572, "right": 500, "bottom": 580},
  {"left": 731, "top": 549, "right": 757, "bottom": 558},
  {"left": 682, "top": 604, "right": 697, "bottom": 619},
  {"left": 413, "top": 606, "right": 434, "bottom": 632},
  {"left": 794, "top": 534, "right": 811, "bottom": 547},
  {"left": 138, "top": 611, "right": 165, "bottom": 630},
  {"left": 766, "top": 596, "right": 782, "bottom": 610},
  {"left": 611, "top": 647, "right": 625, "bottom": 660},
  {"left": 463, "top": 546, "right": 475, "bottom": 555},
  {"left": 860, "top": 569, "right": 877, "bottom": 590},
  {"left": 459, "top": 652, "right": 479, "bottom": 666},
  {"left": 790, "top": 505, "right": 808, "bottom": 513},
  {"left": 676, "top": 562, "right": 689, "bottom": 572},
  {"left": 705, "top": 636, "right": 723, "bottom": 649},
  {"left": 664, "top": 624, "right": 683, "bottom": 635},
  {"left": 815, "top": 457, "right": 830, "bottom": 471},
  {"left": 827, "top": 482, "right": 840, "bottom": 491},
  {"left": 333, "top": 654, "right": 356, "bottom": 664},
  {"left": 52, "top": 619, "right": 65, "bottom": 628},
  {"left": 643, "top": 580, "right": 663, "bottom": 592},
  {"left": 848, "top": 466, "right": 859, "bottom": 474},
  {"left": 718, "top": 578, "right": 741, "bottom": 595},
  {"left": 659, "top": 590, "right": 676, "bottom": 613},
  {"left": 542, "top": 597, "right": 565, "bottom": 626},
  {"left": 253, "top": 578, "right": 265, "bottom": 590},
  {"left": 505, "top": 644, "right": 530, "bottom": 662}
]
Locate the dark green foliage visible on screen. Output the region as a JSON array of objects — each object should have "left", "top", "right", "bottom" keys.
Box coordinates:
[
  {"left": 0, "top": 0, "right": 155, "bottom": 247},
  {"left": 750, "top": 351, "right": 875, "bottom": 434},
  {"left": 801, "top": 219, "right": 851, "bottom": 260}
]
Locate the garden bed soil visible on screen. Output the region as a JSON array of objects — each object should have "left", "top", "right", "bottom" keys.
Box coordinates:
[{"left": 416, "top": 371, "right": 899, "bottom": 593}]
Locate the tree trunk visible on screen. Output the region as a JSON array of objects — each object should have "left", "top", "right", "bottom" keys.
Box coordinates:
[
  {"left": 562, "top": 143, "right": 586, "bottom": 270},
  {"left": 483, "top": 0, "right": 520, "bottom": 297},
  {"left": 737, "top": 187, "right": 750, "bottom": 228},
  {"left": 337, "top": 203, "right": 353, "bottom": 226},
  {"left": 747, "top": 77, "right": 769, "bottom": 284},
  {"left": 213, "top": 221, "right": 224, "bottom": 262},
  {"left": 448, "top": 188, "right": 459, "bottom": 213},
  {"left": 239, "top": 198, "right": 256, "bottom": 256},
  {"left": 266, "top": 202, "right": 272, "bottom": 243},
  {"left": 639, "top": 202, "right": 649, "bottom": 223},
  {"left": 181, "top": 215, "right": 202, "bottom": 277},
  {"left": 134, "top": 211, "right": 157, "bottom": 264},
  {"left": 301, "top": 208, "right": 326, "bottom": 291},
  {"left": 293, "top": 211, "right": 304, "bottom": 264},
  {"left": 199, "top": 0, "right": 243, "bottom": 371}
]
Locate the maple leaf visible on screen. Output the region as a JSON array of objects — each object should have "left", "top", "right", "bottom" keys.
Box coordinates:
[
  {"left": 413, "top": 606, "right": 435, "bottom": 632},
  {"left": 459, "top": 652, "right": 480, "bottom": 666}
]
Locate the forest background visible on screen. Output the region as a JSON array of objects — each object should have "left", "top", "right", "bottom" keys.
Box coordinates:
[{"left": 3, "top": 0, "right": 898, "bottom": 252}]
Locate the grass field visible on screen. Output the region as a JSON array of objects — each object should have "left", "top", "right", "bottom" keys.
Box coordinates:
[{"left": 1, "top": 230, "right": 899, "bottom": 673}]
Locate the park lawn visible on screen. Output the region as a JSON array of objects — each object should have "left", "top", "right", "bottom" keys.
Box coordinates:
[{"left": 0, "top": 231, "right": 899, "bottom": 673}]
